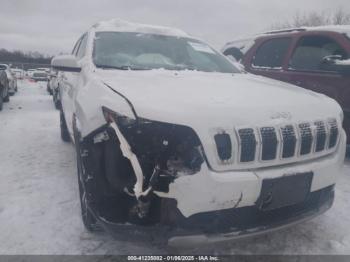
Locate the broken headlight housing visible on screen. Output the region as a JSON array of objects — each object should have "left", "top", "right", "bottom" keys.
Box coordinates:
[
  {"left": 102, "top": 106, "right": 137, "bottom": 127},
  {"left": 102, "top": 106, "right": 204, "bottom": 175}
]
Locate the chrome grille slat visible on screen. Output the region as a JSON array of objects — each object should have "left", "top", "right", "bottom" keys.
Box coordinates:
[
  {"left": 314, "top": 121, "right": 326, "bottom": 152},
  {"left": 328, "top": 119, "right": 338, "bottom": 149},
  {"left": 260, "top": 127, "right": 278, "bottom": 161},
  {"left": 214, "top": 133, "right": 232, "bottom": 161},
  {"left": 298, "top": 123, "right": 313, "bottom": 156},
  {"left": 281, "top": 125, "right": 296, "bottom": 158},
  {"left": 227, "top": 118, "right": 339, "bottom": 165},
  {"left": 238, "top": 128, "right": 256, "bottom": 162}
]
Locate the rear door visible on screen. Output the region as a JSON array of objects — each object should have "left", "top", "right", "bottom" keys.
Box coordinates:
[{"left": 282, "top": 32, "right": 350, "bottom": 141}]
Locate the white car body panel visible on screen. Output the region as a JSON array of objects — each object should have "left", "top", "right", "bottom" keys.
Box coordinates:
[{"left": 57, "top": 19, "right": 346, "bottom": 219}]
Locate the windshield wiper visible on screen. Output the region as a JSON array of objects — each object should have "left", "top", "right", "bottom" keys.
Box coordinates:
[
  {"left": 95, "top": 64, "right": 150, "bottom": 71},
  {"left": 95, "top": 64, "right": 131, "bottom": 70}
]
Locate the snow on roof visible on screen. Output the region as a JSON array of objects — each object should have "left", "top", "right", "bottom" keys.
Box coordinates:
[
  {"left": 262, "top": 25, "right": 350, "bottom": 36},
  {"left": 303, "top": 25, "right": 350, "bottom": 34},
  {"left": 91, "top": 19, "right": 190, "bottom": 38},
  {"left": 223, "top": 25, "right": 350, "bottom": 49}
]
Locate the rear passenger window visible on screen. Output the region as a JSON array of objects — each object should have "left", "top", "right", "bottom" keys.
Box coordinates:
[
  {"left": 252, "top": 38, "right": 291, "bottom": 69},
  {"left": 289, "top": 35, "right": 348, "bottom": 72}
]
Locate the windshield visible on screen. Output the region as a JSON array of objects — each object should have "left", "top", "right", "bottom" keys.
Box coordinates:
[
  {"left": 0, "top": 65, "right": 7, "bottom": 70},
  {"left": 93, "top": 32, "right": 240, "bottom": 73}
]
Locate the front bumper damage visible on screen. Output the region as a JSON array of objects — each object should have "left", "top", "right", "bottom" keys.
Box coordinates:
[
  {"left": 95, "top": 185, "right": 334, "bottom": 246},
  {"left": 79, "top": 114, "right": 345, "bottom": 245}
]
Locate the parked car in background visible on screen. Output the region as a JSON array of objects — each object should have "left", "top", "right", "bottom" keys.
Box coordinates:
[
  {"left": 0, "top": 69, "right": 10, "bottom": 110},
  {"left": 47, "top": 69, "right": 62, "bottom": 109},
  {"left": 47, "top": 70, "right": 55, "bottom": 95},
  {"left": 52, "top": 19, "right": 346, "bottom": 244},
  {"left": 222, "top": 25, "right": 350, "bottom": 145},
  {"left": 0, "top": 64, "right": 17, "bottom": 95},
  {"left": 31, "top": 70, "right": 48, "bottom": 82},
  {"left": 27, "top": 69, "right": 36, "bottom": 78},
  {"left": 11, "top": 68, "right": 24, "bottom": 79},
  {"left": 52, "top": 74, "right": 62, "bottom": 109},
  {"left": 37, "top": 67, "right": 50, "bottom": 73}
]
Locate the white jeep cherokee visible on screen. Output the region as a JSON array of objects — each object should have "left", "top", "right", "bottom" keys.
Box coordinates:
[{"left": 52, "top": 19, "right": 346, "bottom": 245}]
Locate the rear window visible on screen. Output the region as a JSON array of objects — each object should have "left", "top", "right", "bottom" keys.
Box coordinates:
[
  {"left": 289, "top": 35, "right": 348, "bottom": 72},
  {"left": 252, "top": 38, "right": 291, "bottom": 69},
  {"left": 33, "top": 73, "right": 47, "bottom": 77}
]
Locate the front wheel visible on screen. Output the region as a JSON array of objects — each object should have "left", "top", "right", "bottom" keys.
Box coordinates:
[
  {"left": 60, "top": 110, "right": 71, "bottom": 142},
  {"left": 3, "top": 84, "right": 9, "bottom": 102},
  {"left": 75, "top": 131, "right": 101, "bottom": 232},
  {"left": 53, "top": 91, "right": 61, "bottom": 110},
  {"left": 0, "top": 90, "right": 3, "bottom": 111}
]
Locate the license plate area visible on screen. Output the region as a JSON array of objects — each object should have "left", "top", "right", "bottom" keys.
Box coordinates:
[{"left": 256, "top": 172, "right": 313, "bottom": 211}]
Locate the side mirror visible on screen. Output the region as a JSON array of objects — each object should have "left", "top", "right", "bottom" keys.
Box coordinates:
[
  {"left": 51, "top": 55, "right": 81, "bottom": 72},
  {"left": 320, "top": 56, "right": 350, "bottom": 76},
  {"left": 322, "top": 55, "right": 343, "bottom": 65}
]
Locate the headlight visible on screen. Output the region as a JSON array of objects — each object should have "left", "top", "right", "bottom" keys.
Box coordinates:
[
  {"left": 102, "top": 106, "right": 137, "bottom": 127},
  {"left": 102, "top": 106, "right": 204, "bottom": 173}
]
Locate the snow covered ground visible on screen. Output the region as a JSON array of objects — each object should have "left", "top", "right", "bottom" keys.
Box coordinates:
[{"left": 0, "top": 80, "right": 350, "bottom": 255}]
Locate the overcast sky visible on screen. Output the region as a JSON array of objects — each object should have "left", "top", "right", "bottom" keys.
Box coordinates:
[{"left": 0, "top": 0, "right": 349, "bottom": 55}]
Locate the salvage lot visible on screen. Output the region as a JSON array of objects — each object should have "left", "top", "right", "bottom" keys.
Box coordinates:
[{"left": 0, "top": 80, "right": 350, "bottom": 255}]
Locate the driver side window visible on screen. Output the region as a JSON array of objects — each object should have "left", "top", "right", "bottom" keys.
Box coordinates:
[{"left": 289, "top": 35, "right": 348, "bottom": 72}]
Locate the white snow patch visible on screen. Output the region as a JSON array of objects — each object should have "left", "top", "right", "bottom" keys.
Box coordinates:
[{"left": 92, "top": 18, "right": 189, "bottom": 38}]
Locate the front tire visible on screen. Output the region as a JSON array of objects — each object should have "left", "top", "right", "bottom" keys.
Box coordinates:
[
  {"left": 3, "top": 83, "right": 9, "bottom": 102},
  {"left": 53, "top": 91, "right": 61, "bottom": 110},
  {"left": 75, "top": 130, "right": 101, "bottom": 232},
  {"left": 60, "top": 110, "right": 71, "bottom": 142},
  {"left": 0, "top": 90, "right": 3, "bottom": 111}
]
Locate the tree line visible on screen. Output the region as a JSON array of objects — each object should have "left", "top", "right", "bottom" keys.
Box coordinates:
[
  {"left": 271, "top": 8, "right": 350, "bottom": 29},
  {"left": 0, "top": 48, "right": 52, "bottom": 65}
]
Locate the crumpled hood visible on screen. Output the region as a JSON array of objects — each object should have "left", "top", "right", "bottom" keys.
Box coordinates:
[{"left": 96, "top": 69, "right": 341, "bottom": 128}]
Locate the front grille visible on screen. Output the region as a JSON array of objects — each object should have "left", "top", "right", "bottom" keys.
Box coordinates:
[
  {"left": 299, "top": 123, "right": 313, "bottom": 155},
  {"left": 315, "top": 121, "right": 326, "bottom": 152},
  {"left": 328, "top": 119, "right": 338, "bottom": 149},
  {"left": 238, "top": 128, "right": 256, "bottom": 162},
  {"left": 281, "top": 125, "right": 296, "bottom": 158},
  {"left": 217, "top": 118, "right": 339, "bottom": 166},
  {"left": 214, "top": 133, "right": 232, "bottom": 161},
  {"left": 260, "top": 127, "right": 278, "bottom": 161}
]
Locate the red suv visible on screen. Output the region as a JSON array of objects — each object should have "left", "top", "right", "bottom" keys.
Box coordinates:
[{"left": 222, "top": 26, "right": 350, "bottom": 145}]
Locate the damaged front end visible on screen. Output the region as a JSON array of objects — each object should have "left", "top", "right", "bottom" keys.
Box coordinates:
[
  {"left": 78, "top": 106, "right": 204, "bottom": 235},
  {"left": 76, "top": 107, "right": 337, "bottom": 244}
]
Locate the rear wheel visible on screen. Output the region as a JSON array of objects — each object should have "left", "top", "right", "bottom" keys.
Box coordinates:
[{"left": 60, "top": 110, "right": 71, "bottom": 142}]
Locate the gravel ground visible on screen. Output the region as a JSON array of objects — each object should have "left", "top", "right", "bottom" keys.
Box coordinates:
[{"left": 0, "top": 80, "right": 349, "bottom": 255}]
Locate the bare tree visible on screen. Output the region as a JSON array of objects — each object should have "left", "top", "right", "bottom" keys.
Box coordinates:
[
  {"left": 333, "top": 8, "right": 350, "bottom": 25},
  {"left": 271, "top": 8, "right": 350, "bottom": 29}
]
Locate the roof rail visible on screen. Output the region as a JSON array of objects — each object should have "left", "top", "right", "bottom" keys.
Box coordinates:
[{"left": 264, "top": 28, "right": 306, "bottom": 35}]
